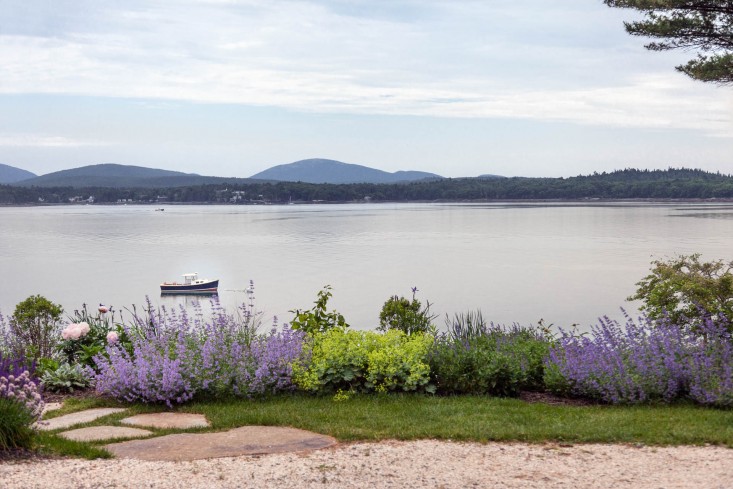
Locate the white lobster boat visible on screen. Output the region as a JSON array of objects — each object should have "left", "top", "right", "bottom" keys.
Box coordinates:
[{"left": 160, "top": 273, "right": 218, "bottom": 294}]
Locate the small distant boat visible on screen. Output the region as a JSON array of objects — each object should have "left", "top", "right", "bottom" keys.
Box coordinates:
[{"left": 160, "top": 273, "right": 218, "bottom": 294}]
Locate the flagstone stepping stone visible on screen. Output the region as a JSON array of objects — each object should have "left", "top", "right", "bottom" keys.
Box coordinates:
[
  {"left": 42, "top": 402, "right": 63, "bottom": 414},
  {"left": 120, "top": 412, "right": 210, "bottom": 429},
  {"left": 58, "top": 426, "right": 153, "bottom": 442},
  {"left": 39, "top": 408, "right": 127, "bottom": 431},
  {"left": 105, "top": 426, "right": 338, "bottom": 461}
]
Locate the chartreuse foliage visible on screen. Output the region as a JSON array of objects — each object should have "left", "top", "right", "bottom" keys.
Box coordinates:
[{"left": 294, "top": 329, "right": 434, "bottom": 394}]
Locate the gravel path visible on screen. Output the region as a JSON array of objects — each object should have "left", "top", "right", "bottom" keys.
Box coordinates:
[{"left": 3, "top": 440, "right": 732, "bottom": 488}]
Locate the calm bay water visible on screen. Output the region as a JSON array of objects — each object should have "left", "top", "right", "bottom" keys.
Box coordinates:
[{"left": 1, "top": 202, "right": 732, "bottom": 331}]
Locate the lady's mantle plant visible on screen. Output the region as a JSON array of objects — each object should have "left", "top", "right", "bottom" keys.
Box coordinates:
[{"left": 294, "top": 328, "right": 434, "bottom": 394}]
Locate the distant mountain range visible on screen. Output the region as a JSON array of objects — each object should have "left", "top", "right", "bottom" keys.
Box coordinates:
[
  {"left": 9, "top": 163, "right": 258, "bottom": 188},
  {"left": 0, "top": 163, "right": 36, "bottom": 184},
  {"left": 1, "top": 159, "right": 446, "bottom": 188},
  {"left": 250, "top": 158, "right": 442, "bottom": 184}
]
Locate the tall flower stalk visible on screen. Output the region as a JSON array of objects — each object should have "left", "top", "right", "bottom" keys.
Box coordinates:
[
  {"left": 545, "top": 311, "right": 733, "bottom": 406},
  {"left": 94, "top": 288, "right": 305, "bottom": 407}
]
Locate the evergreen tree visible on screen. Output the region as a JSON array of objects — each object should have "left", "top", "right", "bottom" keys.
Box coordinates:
[{"left": 605, "top": 1, "right": 733, "bottom": 84}]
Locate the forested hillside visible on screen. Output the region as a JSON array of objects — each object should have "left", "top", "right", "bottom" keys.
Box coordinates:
[{"left": 2, "top": 168, "right": 731, "bottom": 204}]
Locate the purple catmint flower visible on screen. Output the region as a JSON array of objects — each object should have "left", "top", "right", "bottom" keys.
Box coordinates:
[
  {"left": 94, "top": 292, "right": 305, "bottom": 406},
  {"left": 545, "top": 310, "right": 733, "bottom": 406}
]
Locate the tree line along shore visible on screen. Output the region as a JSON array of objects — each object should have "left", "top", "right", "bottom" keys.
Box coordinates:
[{"left": 2, "top": 168, "right": 733, "bottom": 205}]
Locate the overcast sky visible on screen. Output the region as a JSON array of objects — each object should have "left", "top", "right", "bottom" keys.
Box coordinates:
[{"left": 1, "top": 0, "right": 731, "bottom": 178}]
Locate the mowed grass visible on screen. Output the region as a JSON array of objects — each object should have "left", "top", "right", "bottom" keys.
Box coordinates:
[
  {"left": 34, "top": 394, "right": 733, "bottom": 459},
  {"left": 182, "top": 394, "right": 733, "bottom": 447}
]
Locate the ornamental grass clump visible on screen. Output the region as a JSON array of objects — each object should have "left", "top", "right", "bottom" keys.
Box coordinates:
[
  {"left": 544, "top": 311, "right": 733, "bottom": 406},
  {"left": 0, "top": 356, "right": 44, "bottom": 450},
  {"left": 430, "top": 314, "right": 551, "bottom": 396}
]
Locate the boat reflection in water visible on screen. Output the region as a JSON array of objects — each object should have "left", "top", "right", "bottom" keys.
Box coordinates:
[{"left": 160, "top": 273, "right": 219, "bottom": 294}]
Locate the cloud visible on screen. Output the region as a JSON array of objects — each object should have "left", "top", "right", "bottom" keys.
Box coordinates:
[
  {"left": 0, "top": 0, "right": 731, "bottom": 137},
  {"left": 0, "top": 134, "right": 111, "bottom": 147}
]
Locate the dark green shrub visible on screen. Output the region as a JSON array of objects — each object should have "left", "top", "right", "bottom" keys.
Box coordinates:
[
  {"left": 430, "top": 322, "right": 551, "bottom": 396},
  {"left": 378, "top": 287, "right": 436, "bottom": 335},
  {"left": 6, "top": 295, "right": 63, "bottom": 361}
]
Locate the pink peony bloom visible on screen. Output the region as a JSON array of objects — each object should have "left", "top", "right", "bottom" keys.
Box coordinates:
[
  {"left": 78, "top": 322, "right": 90, "bottom": 336},
  {"left": 62, "top": 323, "right": 79, "bottom": 340},
  {"left": 62, "top": 322, "right": 90, "bottom": 340},
  {"left": 98, "top": 304, "right": 109, "bottom": 314},
  {"left": 106, "top": 331, "right": 119, "bottom": 344}
]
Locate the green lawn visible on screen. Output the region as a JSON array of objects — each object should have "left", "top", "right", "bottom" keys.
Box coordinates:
[{"left": 35, "top": 393, "right": 733, "bottom": 459}]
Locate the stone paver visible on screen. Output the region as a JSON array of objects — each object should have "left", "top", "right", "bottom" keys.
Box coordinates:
[
  {"left": 39, "top": 408, "right": 127, "bottom": 431},
  {"left": 58, "top": 426, "right": 154, "bottom": 442},
  {"left": 120, "top": 412, "right": 210, "bottom": 429},
  {"left": 105, "top": 426, "right": 338, "bottom": 461},
  {"left": 42, "top": 402, "right": 63, "bottom": 414}
]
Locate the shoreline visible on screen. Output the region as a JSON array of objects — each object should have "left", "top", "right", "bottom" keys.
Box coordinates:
[{"left": 2, "top": 197, "right": 733, "bottom": 208}]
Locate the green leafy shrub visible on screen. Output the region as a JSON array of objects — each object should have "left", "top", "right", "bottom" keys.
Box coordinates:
[
  {"left": 378, "top": 287, "right": 437, "bottom": 335},
  {"left": 629, "top": 254, "right": 733, "bottom": 328},
  {"left": 430, "top": 320, "right": 551, "bottom": 396},
  {"left": 294, "top": 329, "right": 434, "bottom": 394},
  {"left": 4, "top": 295, "right": 63, "bottom": 361},
  {"left": 40, "top": 362, "right": 93, "bottom": 393},
  {"left": 290, "top": 286, "right": 349, "bottom": 335}
]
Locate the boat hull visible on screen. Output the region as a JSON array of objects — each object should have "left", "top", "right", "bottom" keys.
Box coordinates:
[{"left": 160, "top": 279, "right": 219, "bottom": 294}]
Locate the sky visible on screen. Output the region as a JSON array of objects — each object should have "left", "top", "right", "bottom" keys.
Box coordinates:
[{"left": 1, "top": 0, "right": 732, "bottom": 178}]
